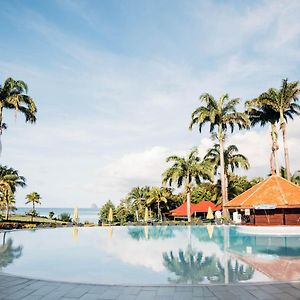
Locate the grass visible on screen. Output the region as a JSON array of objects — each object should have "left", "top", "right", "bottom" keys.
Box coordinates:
[{"left": 0, "top": 214, "right": 65, "bottom": 224}]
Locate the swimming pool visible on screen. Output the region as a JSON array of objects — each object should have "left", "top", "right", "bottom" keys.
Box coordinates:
[{"left": 1, "top": 226, "right": 300, "bottom": 285}]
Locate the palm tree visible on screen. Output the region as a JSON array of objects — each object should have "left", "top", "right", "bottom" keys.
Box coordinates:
[
  {"left": 25, "top": 192, "right": 41, "bottom": 222},
  {"left": 246, "top": 105, "right": 280, "bottom": 175},
  {"left": 162, "top": 147, "right": 213, "bottom": 222},
  {"left": 0, "top": 165, "right": 26, "bottom": 220},
  {"left": 147, "top": 187, "right": 170, "bottom": 222},
  {"left": 189, "top": 93, "right": 249, "bottom": 215},
  {"left": 127, "top": 186, "right": 150, "bottom": 222},
  {"left": 0, "top": 77, "right": 37, "bottom": 154},
  {"left": 204, "top": 144, "right": 250, "bottom": 201},
  {"left": 249, "top": 79, "right": 300, "bottom": 181}
]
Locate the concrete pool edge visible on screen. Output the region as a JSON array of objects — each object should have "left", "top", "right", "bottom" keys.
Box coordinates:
[{"left": 1, "top": 272, "right": 300, "bottom": 300}]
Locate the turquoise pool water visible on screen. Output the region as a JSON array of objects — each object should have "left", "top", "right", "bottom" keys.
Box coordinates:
[{"left": 1, "top": 226, "right": 300, "bottom": 285}]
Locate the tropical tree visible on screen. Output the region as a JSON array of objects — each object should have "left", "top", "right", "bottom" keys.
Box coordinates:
[
  {"left": 275, "top": 166, "right": 300, "bottom": 185},
  {"left": 99, "top": 200, "right": 115, "bottom": 224},
  {"left": 25, "top": 192, "right": 41, "bottom": 222},
  {"left": 0, "top": 165, "right": 26, "bottom": 220},
  {"left": 189, "top": 93, "right": 249, "bottom": 215},
  {"left": 0, "top": 77, "right": 37, "bottom": 153},
  {"left": 127, "top": 186, "right": 150, "bottom": 222},
  {"left": 246, "top": 105, "right": 281, "bottom": 175},
  {"left": 204, "top": 144, "right": 250, "bottom": 202},
  {"left": 162, "top": 147, "right": 213, "bottom": 222},
  {"left": 147, "top": 187, "right": 171, "bottom": 222},
  {"left": 115, "top": 197, "right": 134, "bottom": 225},
  {"left": 248, "top": 79, "right": 300, "bottom": 180}
]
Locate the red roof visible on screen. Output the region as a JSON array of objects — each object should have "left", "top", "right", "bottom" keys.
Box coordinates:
[
  {"left": 170, "top": 201, "right": 221, "bottom": 216},
  {"left": 170, "top": 202, "right": 196, "bottom": 216},
  {"left": 194, "top": 201, "right": 219, "bottom": 212}
]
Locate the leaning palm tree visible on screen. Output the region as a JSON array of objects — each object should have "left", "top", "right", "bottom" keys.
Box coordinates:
[
  {"left": 25, "top": 192, "right": 41, "bottom": 222},
  {"left": 162, "top": 148, "right": 213, "bottom": 222},
  {"left": 189, "top": 93, "right": 249, "bottom": 215},
  {"left": 0, "top": 77, "right": 37, "bottom": 154},
  {"left": 0, "top": 165, "right": 26, "bottom": 220},
  {"left": 204, "top": 144, "right": 250, "bottom": 202},
  {"left": 249, "top": 79, "right": 300, "bottom": 181}
]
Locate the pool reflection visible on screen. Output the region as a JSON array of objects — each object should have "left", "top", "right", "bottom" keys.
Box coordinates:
[
  {"left": 0, "top": 233, "right": 23, "bottom": 270},
  {"left": 1, "top": 226, "right": 300, "bottom": 284}
]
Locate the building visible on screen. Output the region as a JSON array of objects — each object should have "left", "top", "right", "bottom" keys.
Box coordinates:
[{"left": 224, "top": 175, "right": 300, "bottom": 225}]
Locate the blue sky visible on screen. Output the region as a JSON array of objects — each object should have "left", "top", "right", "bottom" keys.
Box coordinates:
[{"left": 1, "top": 0, "right": 300, "bottom": 208}]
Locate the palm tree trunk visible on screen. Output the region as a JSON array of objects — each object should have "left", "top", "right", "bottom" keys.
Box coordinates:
[
  {"left": 0, "top": 104, "right": 3, "bottom": 156},
  {"left": 270, "top": 153, "right": 275, "bottom": 175},
  {"left": 225, "top": 174, "right": 228, "bottom": 202},
  {"left": 271, "top": 123, "right": 279, "bottom": 175},
  {"left": 281, "top": 120, "right": 291, "bottom": 181},
  {"left": 186, "top": 189, "right": 191, "bottom": 223},
  {"left": 5, "top": 203, "right": 9, "bottom": 221},
  {"left": 218, "top": 129, "right": 227, "bottom": 217},
  {"left": 157, "top": 200, "right": 162, "bottom": 222}
]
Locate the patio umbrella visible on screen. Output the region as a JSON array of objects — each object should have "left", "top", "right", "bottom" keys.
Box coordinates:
[
  {"left": 108, "top": 207, "right": 113, "bottom": 224},
  {"left": 206, "top": 206, "right": 214, "bottom": 220},
  {"left": 73, "top": 207, "right": 79, "bottom": 224},
  {"left": 144, "top": 207, "right": 149, "bottom": 223}
]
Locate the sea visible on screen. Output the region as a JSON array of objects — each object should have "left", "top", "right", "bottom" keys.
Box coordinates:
[{"left": 15, "top": 207, "right": 100, "bottom": 224}]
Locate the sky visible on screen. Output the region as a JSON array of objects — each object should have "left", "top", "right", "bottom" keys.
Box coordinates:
[{"left": 0, "top": 0, "right": 300, "bottom": 208}]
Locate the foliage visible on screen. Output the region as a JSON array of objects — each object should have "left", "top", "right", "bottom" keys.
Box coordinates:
[
  {"left": 189, "top": 93, "right": 249, "bottom": 211},
  {"left": 99, "top": 200, "right": 115, "bottom": 224},
  {"left": 0, "top": 77, "right": 37, "bottom": 153},
  {"left": 248, "top": 79, "right": 300, "bottom": 180},
  {"left": 58, "top": 213, "right": 72, "bottom": 222},
  {"left": 25, "top": 192, "right": 41, "bottom": 222},
  {"left": 48, "top": 211, "right": 55, "bottom": 219},
  {"left": 0, "top": 165, "right": 26, "bottom": 220}
]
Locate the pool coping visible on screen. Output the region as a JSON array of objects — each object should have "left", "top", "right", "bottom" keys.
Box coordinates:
[{"left": 1, "top": 272, "right": 300, "bottom": 300}]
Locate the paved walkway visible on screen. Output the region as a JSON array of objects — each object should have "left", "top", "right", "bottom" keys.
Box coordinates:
[{"left": 0, "top": 273, "right": 300, "bottom": 300}]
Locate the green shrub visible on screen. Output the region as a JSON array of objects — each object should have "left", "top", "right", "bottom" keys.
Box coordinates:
[{"left": 58, "top": 213, "right": 72, "bottom": 222}]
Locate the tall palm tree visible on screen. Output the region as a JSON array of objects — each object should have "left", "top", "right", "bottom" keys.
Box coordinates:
[
  {"left": 147, "top": 187, "right": 170, "bottom": 222},
  {"left": 246, "top": 105, "right": 280, "bottom": 175},
  {"left": 0, "top": 77, "right": 37, "bottom": 154},
  {"left": 189, "top": 93, "right": 249, "bottom": 215},
  {"left": 249, "top": 79, "right": 300, "bottom": 180},
  {"left": 204, "top": 144, "right": 250, "bottom": 202},
  {"left": 25, "top": 192, "right": 41, "bottom": 222},
  {"left": 162, "top": 148, "right": 213, "bottom": 222},
  {"left": 0, "top": 165, "right": 26, "bottom": 220}
]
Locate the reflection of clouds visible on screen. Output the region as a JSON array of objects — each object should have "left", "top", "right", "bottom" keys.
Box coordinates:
[{"left": 97, "top": 228, "right": 223, "bottom": 272}]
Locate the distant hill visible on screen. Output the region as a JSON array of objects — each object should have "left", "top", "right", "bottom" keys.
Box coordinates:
[{"left": 91, "top": 203, "right": 98, "bottom": 209}]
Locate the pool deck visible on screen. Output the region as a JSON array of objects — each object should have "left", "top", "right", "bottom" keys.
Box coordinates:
[{"left": 1, "top": 273, "right": 300, "bottom": 300}]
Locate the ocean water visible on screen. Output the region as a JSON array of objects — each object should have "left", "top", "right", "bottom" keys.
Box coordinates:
[{"left": 15, "top": 207, "right": 100, "bottom": 224}]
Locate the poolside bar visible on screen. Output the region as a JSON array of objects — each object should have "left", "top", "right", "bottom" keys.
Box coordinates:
[{"left": 224, "top": 175, "right": 300, "bottom": 225}]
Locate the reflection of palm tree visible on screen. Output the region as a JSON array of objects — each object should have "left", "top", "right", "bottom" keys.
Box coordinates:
[
  {"left": 0, "top": 237, "right": 22, "bottom": 269},
  {"left": 212, "top": 259, "right": 255, "bottom": 283},
  {"left": 163, "top": 248, "right": 254, "bottom": 284},
  {"left": 128, "top": 226, "right": 175, "bottom": 240}
]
